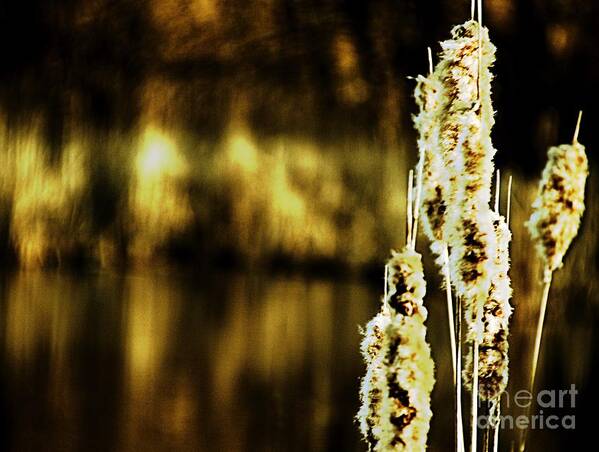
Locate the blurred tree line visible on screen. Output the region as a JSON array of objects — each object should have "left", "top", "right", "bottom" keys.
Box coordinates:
[
  {"left": 0, "top": 0, "right": 597, "bottom": 269},
  {"left": 0, "top": 0, "right": 597, "bottom": 167}
]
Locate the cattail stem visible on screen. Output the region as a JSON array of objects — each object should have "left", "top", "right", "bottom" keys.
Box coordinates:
[
  {"left": 506, "top": 176, "right": 513, "bottom": 226},
  {"left": 456, "top": 296, "right": 465, "bottom": 452},
  {"left": 383, "top": 264, "right": 389, "bottom": 309},
  {"left": 427, "top": 47, "right": 434, "bottom": 74},
  {"left": 471, "top": 335, "right": 480, "bottom": 452},
  {"left": 407, "top": 169, "right": 414, "bottom": 248},
  {"left": 492, "top": 405, "right": 500, "bottom": 452},
  {"left": 477, "top": 0, "right": 483, "bottom": 95},
  {"left": 494, "top": 170, "right": 500, "bottom": 213},
  {"left": 443, "top": 244, "right": 457, "bottom": 380},
  {"left": 443, "top": 245, "right": 465, "bottom": 452},
  {"left": 519, "top": 270, "right": 553, "bottom": 452},
  {"left": 530, "top": 270, "right": 553, "bottom": 391},
  {"left": 573, "top": 110, "right": 582, "bottom": 143},
  {"left": 412, "top": 167, "right": 423, "bottom": 250}
]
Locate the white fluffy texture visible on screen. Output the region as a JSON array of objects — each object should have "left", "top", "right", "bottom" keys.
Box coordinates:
[
  {"left": 385, "top": 248, "right": 427, "bottom": 314},
  {"left": 463, "top": 211, "right": 513, "bottom": 400},
  {"left": 357, "top": 248, "right": 435, "bottom": 451},
  {"left": 431, "top": 20, "right": 498, "bottom": 332},
  {"left": 378, "top": 248, "right": 435, "bottom": 451},
  {"left": 413, "top": 75, "right": 446, "bottom": 254},
  {"left": 358, "top": 309, "right": 392, "bottom": 451},
  {"left": 379, "top": 318, "right": 435, "bottom": 451},
  {"left": 526, "top": 142, "right": 588, "bottom": 275}
]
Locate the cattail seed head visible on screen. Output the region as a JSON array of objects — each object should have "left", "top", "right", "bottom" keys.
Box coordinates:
[
  {"left": 385, "top": 248, "right": 427, "bottom": 315},
  {"left": 357, "top": 248, "right": 435, "bottom": 451},
  {"left": 449, "top": 207, "right": 497, "bottom": 334},
  {"left": 358, "top": 309, "right": 392, "bottom": 451},
  {"left": 432, "top": 20, "right": 498, "bottom": 332},
  {"left": 463, "top": 211, "right": 513, "bottom": 400},
  {"left": 379, "top": 248, "right": 435, "bottom": 451},
  {"left": 435, "top": 21, "right": 496, "bottom": 221},
  {"left": 414, "top": 75, "right": 446, "bottom": 250},
  {"left": 526, "top": 142, "right": 588, "bottom": 275}
]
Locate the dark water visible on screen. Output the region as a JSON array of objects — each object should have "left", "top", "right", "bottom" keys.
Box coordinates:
[{"left": 0, "top": 270, "right": 595, "bottom": 451}]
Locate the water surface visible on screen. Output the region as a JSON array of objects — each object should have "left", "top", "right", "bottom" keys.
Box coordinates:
[{"left": 0, "top": 269, "right": 593, "bottom": 451}]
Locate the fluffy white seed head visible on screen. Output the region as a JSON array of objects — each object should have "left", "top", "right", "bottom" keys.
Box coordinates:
[
  {"left": 358, "top": 309, "right": 392, "bottom": 451},
  {"left": 377, "top": 248, "right": 435, "bottom": 451},
  {"left": 414, "top": 75, "right": 446, "bottom": 249},
  {"left": 435, "top": 21, "right": 497, "bottom": 226},
  {"left": 357, "top": 248, "right": 435, "bottom": 451},
  {"left": 429, "top": 20, "right": 498, "bottom": 331},
  {"left": 463, "top": 211, "right": 513, "bottom": 400},
  {"left": 526, "top": 142, "right": 588, "bottom": 276}
]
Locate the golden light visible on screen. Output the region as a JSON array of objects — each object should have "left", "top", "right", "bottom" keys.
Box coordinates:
[
  {"left": 225, "top": 130, "right": 260, "bottom": 174},
  {"left": 128, "top": 125, "right": 193, "bottom": 260},
  {"left": 136, "top": 127, "right": 186, "bottom": 178}
]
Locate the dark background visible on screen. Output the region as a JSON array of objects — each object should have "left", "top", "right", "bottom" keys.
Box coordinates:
[{"left": 0, "top": 0, "right": 597, "bottom": 171}]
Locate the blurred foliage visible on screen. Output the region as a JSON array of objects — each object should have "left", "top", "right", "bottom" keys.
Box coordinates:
[{"left": 0, "top": 0, "right": 597, "bottom": 276}]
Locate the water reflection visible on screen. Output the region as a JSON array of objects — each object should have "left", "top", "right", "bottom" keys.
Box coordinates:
[
  {"left": 0, "top": 270, "right": 376, "bottom": 451},
  {"left": 0, "top": 269, "right": 594, "bottom": 451}
]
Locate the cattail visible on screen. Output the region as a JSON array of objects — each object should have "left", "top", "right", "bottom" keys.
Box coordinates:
[
  {"left": 463, "top": 211, "right": 513, "bottom": 400},
  {"left": 435, "top": 20, "right": 496, "bottom": 215},
  {"left": 526, "top": 141, "right": 588, "bottom": 277},
  {"left": 433, "top": 20, "right": 498, "bottom": 331},
  {"left": 521, "top": 129, "right": 588, "bottom": 452},
  {"left": 379, "top": 248, "right": 435, "bottom": 451},
  {"left": 413, "top": 73, "right": 447, "bottom": 261},
  {"left": 357, "top": 248, "right": 435, "bottom": 451},
  {"left": 433, "top": 23, "right": 499, "bottom": 452},
  {"left": 358, "top": 309, "right": 391, "bottom": 451}
]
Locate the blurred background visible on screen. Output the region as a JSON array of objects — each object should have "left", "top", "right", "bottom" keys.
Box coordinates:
[{"left": 0, "top": 0, "right": 597, "bottom": 450}]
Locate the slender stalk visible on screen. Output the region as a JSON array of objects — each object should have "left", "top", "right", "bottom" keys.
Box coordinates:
[
  {"left": 573, "top": 110, "right": 582, "bottom": 143},
  {"left": 519, "top": 270, "right": 553, "bottom": 452},
  {"left": 477, "top": 0, "right": 483, "bottom": 97},
  {"left": 506, "top": 176, "right": 513, "bottom": 226},
  {"left": 412, "top": 159, "right": 424, "bottom": 250},
  {"left": 529, "top": 271, "right": 553, "bottom": 391},
  {"left": 427, "top": 47, "right": 433, "bottom": 74},
  {"left": 407, "top": 169, "right": 414, "bottom": 248},
  {"left": 442, "top": 244, "right": 465, "bottom": 452},
  {"left": 493, "top": 405, "right": 500, "bottom": 452},
  {"left": 456, "top": 296, "right": 465, "bottom": 452},
  {"left": 443, "top": 245, "right": 464, "bottom": 452},
  {"left": 494, "top": 170, "right": 500, "bottom": 213},
  {"left": 471, "top": 333, "right": 480, "bottom": 452},
  {"left": 443, "top": 245, "right": 457, "bottom": 380},
  {"left": 383, "top": 264, "right": 389, "bottom": 309}
]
